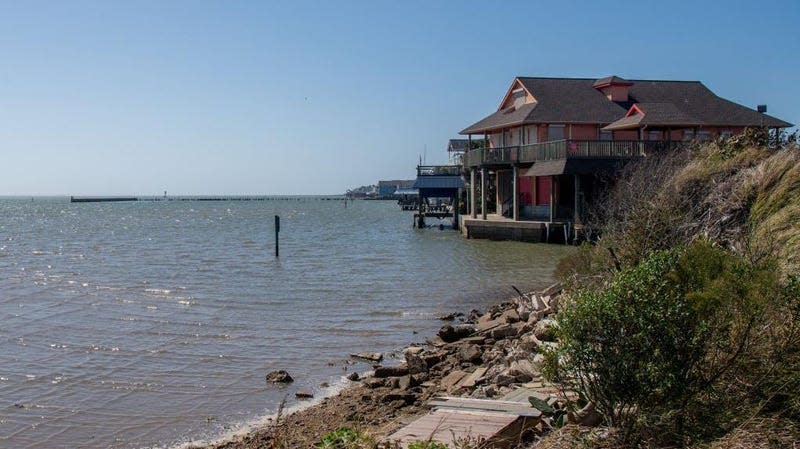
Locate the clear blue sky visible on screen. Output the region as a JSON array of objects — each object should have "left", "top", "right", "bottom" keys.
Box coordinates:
[{"left": 1, "top": 0, "right": 798, "bottom": 195}]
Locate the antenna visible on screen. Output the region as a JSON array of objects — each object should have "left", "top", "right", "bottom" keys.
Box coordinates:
[{"left": 423, "top": 144, "right": 427, "bottom": 165}]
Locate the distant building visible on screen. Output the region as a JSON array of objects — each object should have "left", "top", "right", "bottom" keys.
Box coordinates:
[{"left": 378, "top": 180, "right": 415, "bottom": 197}]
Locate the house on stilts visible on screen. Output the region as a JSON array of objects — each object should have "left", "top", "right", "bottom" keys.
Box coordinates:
[{"left": 459, "top": 75, "right": 793, "bottom": 242}]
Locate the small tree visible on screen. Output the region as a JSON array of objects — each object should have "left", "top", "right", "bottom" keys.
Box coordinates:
[{"left": 552, "top": 241, "right": 776, "bottom": 441}]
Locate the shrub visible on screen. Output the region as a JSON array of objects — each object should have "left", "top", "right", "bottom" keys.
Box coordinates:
[
  {"left": 552, "top": 241, "right": 778, "bottom": 442},
  {"left": 317, "top": 427, "right": 374, "bottom": 449}
]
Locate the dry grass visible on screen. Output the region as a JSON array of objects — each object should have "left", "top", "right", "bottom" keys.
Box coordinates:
[
  {"left": 528, "top": 425, "right": 624, "bottom": 449},
  {"left": 697, "top": 417, "right": 800, "bottom": 449}
]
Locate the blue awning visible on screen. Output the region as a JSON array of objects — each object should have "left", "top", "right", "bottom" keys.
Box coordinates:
[{"left": 412, "top": 175, "right": 465, "bottom": 189}]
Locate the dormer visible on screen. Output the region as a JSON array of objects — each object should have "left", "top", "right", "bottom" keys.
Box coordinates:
[
  {"left": 498, "top": 78, "right": 536, "bottom": 110},
  {"left": 593, "top": 75, "right": 633, "bottom": 102}
]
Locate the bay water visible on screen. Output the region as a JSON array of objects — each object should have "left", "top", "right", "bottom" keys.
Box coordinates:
[{"left": 0, "top": 197, "right": 571, "bottom": 448}]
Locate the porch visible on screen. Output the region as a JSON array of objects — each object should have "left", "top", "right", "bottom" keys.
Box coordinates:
[{"left": 462, "top": 139, "right": 679, "bottom": 168}]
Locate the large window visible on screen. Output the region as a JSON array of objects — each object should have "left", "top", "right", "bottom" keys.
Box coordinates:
[{"left": 547, "top": 124, "right": 565, "bottom": 141}]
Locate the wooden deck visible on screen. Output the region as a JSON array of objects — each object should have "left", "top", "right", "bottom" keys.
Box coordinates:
[{"left": 386, "top": 397, "right": 541, "bottom": 448}]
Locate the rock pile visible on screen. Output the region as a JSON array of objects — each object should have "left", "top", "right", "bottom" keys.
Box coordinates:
[{"left": 346, "top": 283, "right": 587, "bottom": 434}]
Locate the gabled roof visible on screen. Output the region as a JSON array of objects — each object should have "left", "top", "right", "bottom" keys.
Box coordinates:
[
  {"left": 603, "top": 103, "right": 703, "bottom": 130},
  {"left": 460, "top": 77, "right": 793, "bottom": 134},
  {"left": 593, "top": 75, "right": 633, "bottom": 88}
]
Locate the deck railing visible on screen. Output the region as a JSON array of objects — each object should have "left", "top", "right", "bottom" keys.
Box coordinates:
[
  {"left": 463, "top": 139, "right": 684, "bottom": 168},
  {"left": 417, "top": 165, "right": 462, "bottom": 176}
]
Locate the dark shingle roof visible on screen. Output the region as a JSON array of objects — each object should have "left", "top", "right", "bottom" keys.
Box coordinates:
[
  {"left": 460, "top": 77, "right": 792, "bottom": 134},
  {"left": 593, "top": 76, "right": 633, "bottom": 87},
  {"left": 603, "top": 103, "right": 703, "bottom": 130}
]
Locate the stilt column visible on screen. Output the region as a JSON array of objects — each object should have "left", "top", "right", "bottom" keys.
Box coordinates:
[
  {"left": 573, "top": 174, "right": 581, "bottom": 224},
  {"left": 549, "top": 175, "right": 555, "bottom": 223},
  {"left": 470, "top": 168, "right": 477, "bottom": 218},
  {"left": 481, "top": 168, "right": 487, "bottom": 220},
  {"left": 512, "top": 165, "right": 519, "bottom": 221}
]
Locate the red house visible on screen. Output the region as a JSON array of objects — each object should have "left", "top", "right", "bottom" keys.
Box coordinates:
[{"left": 459, "top": 76, "right": 793, "bottom": 242}]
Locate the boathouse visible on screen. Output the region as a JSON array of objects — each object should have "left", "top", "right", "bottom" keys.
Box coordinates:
[
  {"left": 459, "top": 75, "right": 793, "bottom": 242},
  {"left": 412, "top": 165, "right": 465, "bottom": 229}
]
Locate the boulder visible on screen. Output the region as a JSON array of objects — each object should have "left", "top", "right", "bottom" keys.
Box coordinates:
[
  {"left": 440, "top": 370, "right": 468, "bottom": 389},
  {"left": 405, "top": 352, "right": 427, "bottom": 374},
  {"left": 490, "top": 324, "right": 518, "bottom": 339},
  {"left": 499, "top": 309, "right": 520, "bottom": 324},
  {"left": 397, "top": 375, "right": 420, "bottom": 391},
  {"left": 422, "top": 352, "right": 445, "bottom": 368},
  {"left": 459, "top": 345, "right": 483, "bottom": 364},
  {"left": 265, "top": 370, "right": 293, "bottom": 383},
  {"left": 346, "top": 372, "right": 360, "bottom": 381},
  {"left": 533, "top": 319, "right": 559, "bottom": 342},
  {"left": 364, "top": 378, "right": 385, "bottom": 389},
  {"left": 494, "top": 373, "right": 517, "bottom": 386},
  {"left": 438, "top": 324, "right": 475, "bottom": 343},
  {"left": 351, "top": 352, "right": 383, "bottom": 362},
  {"left": 373, "top": 366, "right": 409, "bottom": 378},
  {"left": 295, "top": 390, "right": 314, "bottom": 399},
  {"left": 438, "top": 312, "right": 463, "bottom": 321}
]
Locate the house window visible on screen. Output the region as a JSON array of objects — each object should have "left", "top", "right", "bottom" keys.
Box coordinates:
[
  {"left": 648, "top": 131, "right": 661, "bottom": 141},
  {"left": 600, "top": 130, "right": 612, "bottom": 141},
  {"left": 547, "top": 125, "right": 565, "bottom": 141},
  {"left": 720, "top": 130, "right": 733, "bottom": 139},
  {"left": 683, "top": 130, "right": 695, "bottom": 141},
  {"left": 697, "top": 131, "right": 711, "bottom": 142}
]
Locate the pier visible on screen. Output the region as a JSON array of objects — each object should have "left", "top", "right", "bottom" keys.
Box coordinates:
[{"left": 70, "top": 196, "right": 346, "bottom": 203}]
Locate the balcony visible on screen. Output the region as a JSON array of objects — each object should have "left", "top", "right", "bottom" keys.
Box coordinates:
[
  {"left": 462, "top": 139, "right": 684, "bottom": 168},
  {"left": 417, "top": 165, "right": 462, "bottom": 176}
]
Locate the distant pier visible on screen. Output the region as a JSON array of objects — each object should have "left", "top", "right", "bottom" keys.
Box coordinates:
[
  {"left": 70, "top": 196, "right": 138, "bottom": 203},
  {"left": 70, "top": 196, "right": 346, "bottom": 203}
]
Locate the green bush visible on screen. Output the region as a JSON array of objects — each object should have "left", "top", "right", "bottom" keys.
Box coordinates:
[
  {"left": 317, "top": 427, "right": 374, "bottom": 449},
  {"left": 552, "top": 241, "right": 778, "bottom": 441}
]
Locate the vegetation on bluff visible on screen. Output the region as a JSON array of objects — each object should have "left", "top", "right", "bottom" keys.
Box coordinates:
[{"left": 549, "top": 129, "right": 800, "bottom": 448}]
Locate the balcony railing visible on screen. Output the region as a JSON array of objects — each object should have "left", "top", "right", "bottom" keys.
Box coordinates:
[
  {"left": 417, "top": 165, "right": 462, "bottom": 176},
  {"left": 462, "top": 139, "right": 684, "bottom": 168}
]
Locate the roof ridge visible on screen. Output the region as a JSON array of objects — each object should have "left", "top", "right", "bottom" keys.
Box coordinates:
[{"left": 516, "top": 76, "right": 704, "bottom": 84}]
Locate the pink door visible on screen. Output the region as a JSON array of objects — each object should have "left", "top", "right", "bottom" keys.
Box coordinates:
[{"left": 536, "top": 177, "right": 551, "bottom": 205}]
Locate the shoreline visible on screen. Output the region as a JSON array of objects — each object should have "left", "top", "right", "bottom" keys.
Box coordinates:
[{"left": 190, "top": 283, "right": 567, "bottom": 449}]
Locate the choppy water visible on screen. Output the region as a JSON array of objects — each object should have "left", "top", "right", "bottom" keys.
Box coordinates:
[{"left": 0, "top": 197, "right": 571, "bottom": 448}]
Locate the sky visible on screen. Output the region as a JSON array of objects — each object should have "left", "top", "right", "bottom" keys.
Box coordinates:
[{"left": 1, "top": 1, "right": 798, "bottom": 196}]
